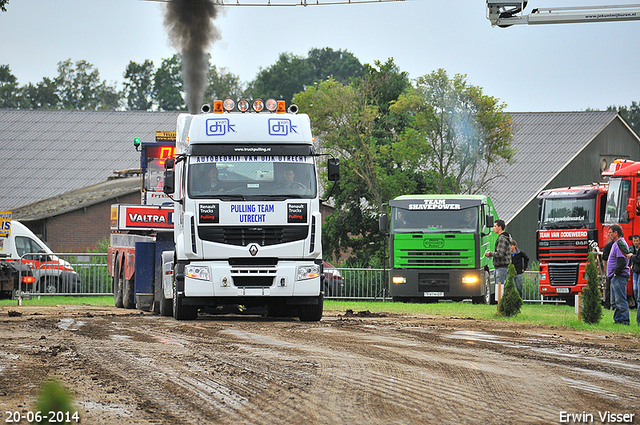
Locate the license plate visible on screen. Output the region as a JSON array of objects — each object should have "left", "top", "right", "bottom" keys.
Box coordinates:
[
  {"left": 423, "top": 292, "right": 444, "bottom": 297},
  {"left": 556, "top": 288, "right": 570, "bottom": 294}
]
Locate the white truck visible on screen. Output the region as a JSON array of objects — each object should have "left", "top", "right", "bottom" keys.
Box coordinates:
[
  {"left": 110, "top": 98, "right": 338, "bottom": 321},
  {"left": 0, "top": 218, "right": 80, "bottom": 297}
]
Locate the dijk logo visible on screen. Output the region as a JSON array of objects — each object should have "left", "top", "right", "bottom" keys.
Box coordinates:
[
  {"left": 269, "top": 118, "right": 298, "bottom": 136},
  {"left": 206, "top": 118, "right": 236, "bottom": 136}
]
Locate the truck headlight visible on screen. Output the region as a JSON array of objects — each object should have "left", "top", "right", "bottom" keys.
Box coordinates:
[
  {"left": 297, "top": 265, "right": 320, "bottom": 281},
  {"left": 392, "top": 276, "right": 406, "bottom": 284},
  {"left": 185, "top": 265, "right": 211, "bottom": 281},
  {"left": 539, "top": 272, "right": 547, "bottom": 281},
  {"left": 462, "top": 276, "right": 478, "bottom": 284}
]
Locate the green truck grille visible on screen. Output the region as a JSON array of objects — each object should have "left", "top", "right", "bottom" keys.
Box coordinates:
[{"left": 399, "top": 249, "right": 470, "bottom": 267}]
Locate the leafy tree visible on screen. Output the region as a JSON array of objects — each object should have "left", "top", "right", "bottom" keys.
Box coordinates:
[
  {"left": 55, "top": 59, "right": 120, "bottom": 110},
  {"left": 0, "top": 64, "right": 20, "bottom": 108},
  {"left": 295, "top": 60, "right": 413, "bottom": 266},
  {"left": 307, "top": 47, "right": 364, "bottom": 84},
  {"left": 581, "top": 252, "right": 603, "bottom": 324},
  {"left": 204, "top": 63, "right": 244, "bottom": 102},
  {"left": 0, "top": 0, "right": 8, "bottom": 12},
  {"left": 154, "top": 55, "right": 185, "bottom": 111},
  {"left": 247, "top": 53, "right": 315, "bottom": 103},
  {"left": 123, "top": 60, "right": 155, "bottom": 110},
  {"left": 26, "top": 78, "right": 59, "bottom": 109},
  {"left": 498, "top": 264, "right": 522, "bottom": 317},
  {"left": 390, "top": 69, "right": 514, "bottom": 194},
  {"left": 618, "top": 101, "right": 640, "bottom": 136}
]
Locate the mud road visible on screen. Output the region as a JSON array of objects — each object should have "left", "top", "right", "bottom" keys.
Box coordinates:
[{"left": 1, "top": 305, "right": 639, "bottom": 424}]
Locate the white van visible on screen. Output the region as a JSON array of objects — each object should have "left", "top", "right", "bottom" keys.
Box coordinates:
[{"left": 0, "top": 220, "right": 80, "bottom": 294}]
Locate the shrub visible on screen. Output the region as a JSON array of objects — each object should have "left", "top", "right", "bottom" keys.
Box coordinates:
[
  {"left": 581, "top": 252, "right": 603, "bottom": 324},
  {"left": 34, "top": 378, "right": 75, "bottom": 425},
  {"left": 499, "top": 264, "right": 523, "bottom": 317}
]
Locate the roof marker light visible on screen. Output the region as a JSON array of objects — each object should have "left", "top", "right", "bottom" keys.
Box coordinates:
[
  {"left": 277, "top": 100, "right": 286, "bottom": 113},
  {"left": 223, "top": 98, "right": 235, "bottom": 112},
  {"left": 237, "top": 99, "right": 250, "bottom": 113},
  {"left": 252, "top": 99, "right": 264, "bottom": 112},
  {"left": 213, "top": 100, "right": 224, "bottom": 113},
  {"left": 265, "top": 98, "right": 278, "bottom": 112}
]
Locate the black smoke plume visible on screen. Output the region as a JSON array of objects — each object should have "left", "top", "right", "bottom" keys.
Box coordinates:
[{"left": 164, "top": 0, "right": 221, "bottom": 113}]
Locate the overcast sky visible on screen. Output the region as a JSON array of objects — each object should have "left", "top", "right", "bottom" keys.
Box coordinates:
[{"left": 1, "top": 0, "right": 639, "bottom": 112}]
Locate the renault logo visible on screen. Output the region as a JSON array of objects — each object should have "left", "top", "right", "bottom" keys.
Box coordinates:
[{"left": 248, "top": 244, "right": 259, "bottom": 256}]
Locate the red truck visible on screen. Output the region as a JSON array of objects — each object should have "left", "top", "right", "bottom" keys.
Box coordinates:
[
  {"left": 601, "top": 159, "right": 640, "bottom": 305},
  {"left": 537, "top": 184, "right": 608, "bottom": 304}
]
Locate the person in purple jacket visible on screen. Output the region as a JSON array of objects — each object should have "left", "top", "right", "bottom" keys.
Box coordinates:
[{"left": 607, "top": 225, "right": 631, "bottom": 325}]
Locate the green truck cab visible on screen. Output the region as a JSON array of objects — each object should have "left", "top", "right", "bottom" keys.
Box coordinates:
[{"left": 384, "top": 195, "right": 498, "bottom": 304}]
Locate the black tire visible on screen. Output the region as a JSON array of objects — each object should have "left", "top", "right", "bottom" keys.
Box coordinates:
[
  {"left": 173, "top": 285, "right": 197, "bottom": 320},
  {"left": 113, "top": 258, "right": 123, "bottom": 308},
  {"left": 123, "top": 273, "right": 135, "bottom": 309},
  {"left": 159, "top": 287, "right": 173, "bottom": 317},
  {"left": 298, "top": 294, "right": 323, "bottom": 322}
]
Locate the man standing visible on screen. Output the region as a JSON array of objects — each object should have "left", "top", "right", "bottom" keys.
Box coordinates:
[
  {"left": 510, "top": 239, "right": 529, "bottom": 297},
  {"left": 485, "top": 220, "right": 511, "bottom": 294},
  {"left": 630, "top": 234, "right": 640, "bottom": 325},
  {"left": 607, "top": 225, "right": 631, "bottom": 325}
]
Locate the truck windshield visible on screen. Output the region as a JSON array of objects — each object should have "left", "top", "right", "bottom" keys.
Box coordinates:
[
  {"left": 540, "top": 197, "right": 597, "bottom": 229},
  {"left": 187, "top": 155, "right": 317, "bottom": 199},
  {"left": 604, "top": 178, "right": 631, "bottom": 223},
  {"left": 391, "top": 206, "right": 478, "bottom": 234}
]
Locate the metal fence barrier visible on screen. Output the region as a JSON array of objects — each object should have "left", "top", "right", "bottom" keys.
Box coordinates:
[
  {"left": 16, "top": 253, "right": 111, "bottom": 297},
  {"left": 14, "top": 253, "right": 563, "bottom": 304}
]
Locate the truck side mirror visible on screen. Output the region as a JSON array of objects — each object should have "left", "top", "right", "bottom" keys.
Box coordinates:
[
  {"left": 163, "top": 158, "right": 175, "bottom": 194},
  {"left": 486, "top": 215, "right": 494, "bottom": 228},
  {"left": 627, "top": 197, "right": 636, "bottom": 220},
  {"left": 379, "top": 213, "right": 389, "bottom": 234},
  {"left": 327, "top": 158, "right": 340, "bottom": 181}
]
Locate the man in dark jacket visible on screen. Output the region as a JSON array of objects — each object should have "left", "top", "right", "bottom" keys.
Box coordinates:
[
  {"left": 485, "top": 219, "right": 511, "bottom": 299},
  {"left": 510, "top": 239, "right": 529, "bottom": 297}
]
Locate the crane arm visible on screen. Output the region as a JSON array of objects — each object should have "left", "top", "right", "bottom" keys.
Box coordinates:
[{"left": 487, "top": 1, "right": 640, "bottom": 27}]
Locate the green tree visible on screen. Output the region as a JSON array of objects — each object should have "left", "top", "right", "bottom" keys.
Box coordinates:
[
  {"left": 307, "top": 47, "right": 364, "bottom": 84},
  {"left": 618, "top": 101, "right": 640, "bottom": 136},
  {"left": 154, "top": 55, "right": 185, "bottom": 111},
  {"left": 498, "top": 264, "right": 523, "bottom": 317},
  {"left": 0, "top": 0, "right": 8, "bottom": 12},
  {"left": 123, "top": 60, "right": 155, "bottom": 110},
  {"left": 55, "top": 59, "right": 120, "bottom": 110},
  {"left": 247, "top": 52, "right": 315, "bottom": 103},
  {"left": 294, "top": 60, "right": 412, "bottom": 266},
  {"left": 204, "top": 63, "right": 244, "bottom": 102},
  {"left": 19, "top": 78, "right": 60, "bottom": 109},
  {"left": 581, "top": 252, "right": 603, "bottom": 324},
  {"left": 0, "top": 64, "right": 20, "bottom": 108},
  {"left": 390, "top": 69, "right": 514, "bottom": 194}
]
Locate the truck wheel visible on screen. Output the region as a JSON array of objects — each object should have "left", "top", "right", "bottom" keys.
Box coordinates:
[
  {"left": 159, "top": 288, "right": 173, "bottom": 316},
  {"left": 113, "top": 259, "right": 123, "bottom": 308},
  {"left": 123, "top": 273, "right": 135, "bottom": 309},
  {"left": 173, "top": 288, "right": 197, "bottom": 320},
  {"left": 298, "top": 294, "right": 323, "bottom": 322}
]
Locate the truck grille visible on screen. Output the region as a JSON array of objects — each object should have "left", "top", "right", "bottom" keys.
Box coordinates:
[
  {"left": 399, "top": 249, "right": 469, "bottom": 267},
  {"left": 198, "top": 226, "right": 308, "bottom": 246},
  {"left": 548, "top": 263, "right": 579, "bottom": 286},
  {"left": 538, "top": 240, "right": 589, "bottom": 262}
]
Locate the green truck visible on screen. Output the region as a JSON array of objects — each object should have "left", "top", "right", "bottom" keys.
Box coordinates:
[{"left": 383, "top": 195, "right": 499, "bottom": 304}]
